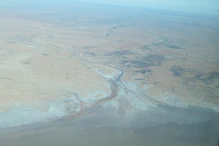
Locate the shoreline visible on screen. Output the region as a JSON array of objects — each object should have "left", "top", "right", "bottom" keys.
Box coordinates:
[
  {"left": 0, "top": 65, "right": 218, "bottom": 129},
  {"left": 0, "top": 101, "right": 218, "bottom": 146}
]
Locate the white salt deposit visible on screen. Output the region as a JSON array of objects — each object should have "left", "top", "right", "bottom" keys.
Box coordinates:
[{"left": 0, "top": 96, "right": 81, "bottom": 128}]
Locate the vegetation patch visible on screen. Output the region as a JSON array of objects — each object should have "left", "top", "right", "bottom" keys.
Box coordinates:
[
  {"left": 121, "top": 54, "right": 166, "bottom": 68},
  {"left": 120, "top": 60, "right": 149, "bottom": 68},
  {"left": 141, "top": 38, "right": 184, "bottom": 50},
  {"left": 195, "top": 72, "right": 219, "bottom": 83},
  {"left": 104, "top": 50, "right": 133, "bottom": 56},
  {"left": 136, "top": 69, "right": 152, "bottom": 74},
  {"left": 167, "top": 45, "right": 183, "bottom": 49},
  {"left": 171, "top": 65, "right": 219, "bottom": 87},
  {"left": 142, "top": 54, "right": 166, "bottom": 66},
  {"left": 171, "top": 65, "right": 185, "bottom": 76}
]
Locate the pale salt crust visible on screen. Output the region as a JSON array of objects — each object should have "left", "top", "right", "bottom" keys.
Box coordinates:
[{"left": 0, "top": 96, "right": 81, "bottom": 128}]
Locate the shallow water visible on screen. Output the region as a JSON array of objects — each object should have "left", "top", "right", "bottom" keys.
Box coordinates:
[{"left": 0, "top": 105, "right": 218, "bottom": 146}]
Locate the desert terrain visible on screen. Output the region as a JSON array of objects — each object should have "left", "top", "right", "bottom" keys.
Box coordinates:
[{"left": 0, "top": 2, "right": 219, "bottom": 146}]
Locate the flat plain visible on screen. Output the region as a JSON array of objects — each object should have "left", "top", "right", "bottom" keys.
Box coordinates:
[{"left": 0, "top": 2, "right": 219, "bottom": 146}]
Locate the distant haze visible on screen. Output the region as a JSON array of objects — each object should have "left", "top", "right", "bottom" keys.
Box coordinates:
[
  {"left": 81, "top": 0, "right": 219, "bottom": 15},
  {"left": 0, "top": 0, "right": 219, "bottom": 15}
]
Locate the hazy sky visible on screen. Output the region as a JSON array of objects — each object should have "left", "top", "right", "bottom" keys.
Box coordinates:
[
  {"left": 1, "top": 0, "right": 219, "bottom": 15},
  {"left": 82, "top": 0, "right": 219, "bottom": 14}
]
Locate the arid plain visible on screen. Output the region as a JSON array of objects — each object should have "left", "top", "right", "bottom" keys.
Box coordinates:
[{"left": 0, "top": 2, "right": 219, "bottom": 146}]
